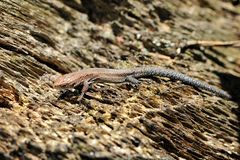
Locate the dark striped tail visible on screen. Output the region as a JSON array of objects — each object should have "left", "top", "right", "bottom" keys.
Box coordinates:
[{"left": 133, "top": 67, "right": 231, "bottom": 99}]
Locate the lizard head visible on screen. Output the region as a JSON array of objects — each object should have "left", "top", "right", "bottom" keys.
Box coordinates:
[
  {"left": 53, "top": 69, "right": 97, "bottom": 89},
  {"left": 53, "top": 72, "right": 86, "bottom": 89}
]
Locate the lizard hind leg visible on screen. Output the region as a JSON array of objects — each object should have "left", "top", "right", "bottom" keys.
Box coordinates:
[{"left": 125, "top": 76, "right": 141, "bottom": 88}]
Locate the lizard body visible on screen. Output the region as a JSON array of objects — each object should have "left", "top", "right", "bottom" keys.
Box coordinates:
[{"left": 53, "top": 67, "right": 231, "bottom": 100}]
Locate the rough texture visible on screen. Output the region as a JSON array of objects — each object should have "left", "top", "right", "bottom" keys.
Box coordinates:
[{"left": 0, "top": 0, "right": 239, "bottom": 159}]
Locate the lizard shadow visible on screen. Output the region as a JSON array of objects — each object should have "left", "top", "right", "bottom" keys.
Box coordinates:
[
  {"left": 214, "top": 71, "right": 240, "bottom": 101},
  {"left": 214, "top": 71, "right": 240, "bottom": 143},
  {"left": 58, "top": 89, "right": 80, "bottom": 100},
  {"left": 58, "top": 85, "right": 122, "bottom": 105}
]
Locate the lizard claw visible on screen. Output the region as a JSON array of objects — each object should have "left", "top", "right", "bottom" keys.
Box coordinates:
[{"left": 125, "top": 76, "right": 141, "bottom": 88}]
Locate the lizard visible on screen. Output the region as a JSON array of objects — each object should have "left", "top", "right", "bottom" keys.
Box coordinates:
[{"left": 53, "top": 67, "right": 232, "bottom": 100}]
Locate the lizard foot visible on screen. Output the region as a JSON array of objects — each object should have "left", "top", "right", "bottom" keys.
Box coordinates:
[{"left": 125, "top": 76, "right": 141, "bottom": 88}]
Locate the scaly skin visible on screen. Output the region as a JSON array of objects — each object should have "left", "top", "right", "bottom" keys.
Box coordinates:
[{"left": 53, "top": 67, "right": 231, "bottom": 100}]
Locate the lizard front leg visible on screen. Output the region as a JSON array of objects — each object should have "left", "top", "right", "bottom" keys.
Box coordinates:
[{"left": 77, "top": 80, "right": 91, "bottom": 101}]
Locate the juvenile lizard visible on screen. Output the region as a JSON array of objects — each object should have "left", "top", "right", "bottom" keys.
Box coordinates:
[{"left": 53, "top": 67, "right": 231, "bottom": 100}]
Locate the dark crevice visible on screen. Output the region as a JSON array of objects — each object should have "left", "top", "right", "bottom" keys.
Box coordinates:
[
  {"left": 232, "top": 0, "right": 240, "bottom": 5},
  {"left": 214, "top": 71, "right": 240, "bottom": 144},
  {"left": 0, "top": 40, "right": 68, "bottom": 74},
  {"left": 80, "top": 0, "right": 131, "bottom": 24},
  {"left": 214, "top": 71, "right": 240, "bottom": 100},
  {"left": 190, "top": 48, "right": 226, "bottom": 67},
  {"left": 138, "top": 117, "right": 178, "bottom": 153},
  {"left": 61, "top": 0, "right": 86, "bottom": 13},
  {"left": 27, "top": 54, "right": 68, "bottom": 74},
  {"left": 0, "top": 39, "right": 29, "bottom": 55},
  {"left": 202, "top": 51, "right": 225, "bottom": 67},
  {"left": 42, "top": 1, "right": 75, "bottom": 21},
  {"left": 0, "top": 152, "right": 11, "bottom": 160},
  {"left": 30, "top": 30, "right": 57, "bottom": 49},
  {"left": 154, "top": 6, "right": 173, "bottom": 22}
]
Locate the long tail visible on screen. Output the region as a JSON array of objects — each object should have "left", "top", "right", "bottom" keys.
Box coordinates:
[{"left": 132, "top": 67, "right": 231, "bottom": 99}]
